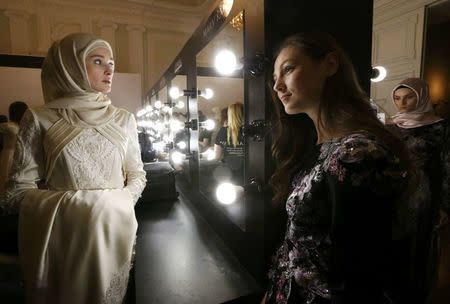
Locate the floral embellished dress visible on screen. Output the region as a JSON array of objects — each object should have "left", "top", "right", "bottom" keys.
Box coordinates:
[{"left": 266, "top": 132, "right": 408, "bottom": 304}]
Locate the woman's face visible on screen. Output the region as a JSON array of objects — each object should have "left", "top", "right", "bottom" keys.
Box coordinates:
[
  {"left": 86, "top": 47, "right": 114, "bottom": 93},
  {"left": 393, "top": 87, "right": 417, "bottom": 113},
  {"left": 272, "top": 46, "right": 332, "bottom": 115}
]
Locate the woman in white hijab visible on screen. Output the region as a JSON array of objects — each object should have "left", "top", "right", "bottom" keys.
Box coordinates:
[
  {"left": 388, "top": 77, "right": 449, "bottom": 304},
  {"left": 1, "top": 32, "right": 146, "bottom": 304}
]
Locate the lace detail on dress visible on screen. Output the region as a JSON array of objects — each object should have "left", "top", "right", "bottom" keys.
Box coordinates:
[
  {"left": 66, "top": 128, "right": 117, "bottom": 189},
  {"left": 102, "top": 261, "right": 132, "bottom": 304},
  {"left": 2, "top": 110, "right": 42, "bottom": 215}
]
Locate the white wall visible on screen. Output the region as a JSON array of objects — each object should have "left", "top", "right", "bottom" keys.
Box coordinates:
[
  {"left": 0, "top": 66, "right": 142, "bottom": 117},
  {"left": 371, "top": 0, "right": 439, "bottom": 115}
]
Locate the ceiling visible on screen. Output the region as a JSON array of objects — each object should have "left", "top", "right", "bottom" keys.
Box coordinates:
[{"left": 126, "top": 0, "right": 210, "bottom": 9}]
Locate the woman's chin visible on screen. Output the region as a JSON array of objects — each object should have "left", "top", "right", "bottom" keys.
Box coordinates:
[{"left": 284, "top": 106, "right": 303, "bottom": 115}]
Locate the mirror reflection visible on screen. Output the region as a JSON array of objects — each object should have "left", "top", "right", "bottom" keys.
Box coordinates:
[
  {"left": 196, "top": 11, "right": 245, "bottom": 230},
  {"left": 169, "top": 75, "right": 190, "bottom": 178}
]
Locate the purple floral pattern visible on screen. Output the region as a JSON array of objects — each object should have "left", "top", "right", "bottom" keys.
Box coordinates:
[{"left": 266, "top": 132, "right": 407, "bottom": 304}]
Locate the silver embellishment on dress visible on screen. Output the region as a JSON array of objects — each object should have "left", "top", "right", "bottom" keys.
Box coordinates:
[{"left": 66, "top": 129, "right": 117, "bottom": 189}]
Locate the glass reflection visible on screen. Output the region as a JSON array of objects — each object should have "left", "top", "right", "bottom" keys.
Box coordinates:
[
  {"left": 169, "top": 75, "right": 190, "bottom": 179},
  {"left": 196, "top": 11, "right": 245, "bottom": 230}
]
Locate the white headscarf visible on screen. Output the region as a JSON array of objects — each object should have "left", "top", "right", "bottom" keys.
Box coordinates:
[
  {"left": 41, "top": 32, "right": 118, "bottom": 127},
  {"left": 391, "top": 78, "right": 443, "bottom": 129}
]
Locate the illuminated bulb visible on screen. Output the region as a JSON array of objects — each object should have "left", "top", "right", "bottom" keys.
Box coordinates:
[
  {"left": 154, "top": 100, "right": 162, "bottom": 109},
  {"left": 170, "top": 119, "right": 184, "bottom": 132},
  {"left": 215, "top": 49, "right": 237, "bottom": 75},
  {"left": 153, "top": 141, "right": 165, "bottom": 152},
  {"left": 162, "top": 105, "right": 171, "bottom": 113},
  {"left": 176, "top": 100, "right": 185, "bottom": 109},
  {"left": 145, "top": 105, "right": 152, "bottom": 112},
  {"left": 200, "top": 88, "right": 214, "bottom": 99},
  {"left": 220, "top": 0, "right": 234, "bottom": 17},
  {"left": 171, "top": 151, "right": 184, "bottom": 165},
  {"left": 371, "top": 66, "right": 387, "bottom": 82},
  {"left": 169, "top": 87, "right": 182, "bottom": 99},
  {"left": 216, "top": 182, "right": 236, "bottom": 205},
  {"left": 204, "top": 119, "right": 215, "bottom": 131},
  {"left": 155, "top": 122, "right": 165, "bottom": 132},
  {"left": 205, "top": 148, "right": 215, "bottom": 161},
  {"left": 177, "top": 141, "right": 187, "bottom": 150}
]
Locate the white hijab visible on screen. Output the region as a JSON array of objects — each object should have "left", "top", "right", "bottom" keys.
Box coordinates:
[
  {"left": 391, "top": 78, "right": 443, "bottom": 129},
  {"left": 41, "top": 32, "right": 118, "bottom": 127}
]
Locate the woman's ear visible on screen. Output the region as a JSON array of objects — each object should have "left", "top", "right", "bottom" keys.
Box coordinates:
[{"left": 324, "top": 52, "right": 339, "bottom": 76}]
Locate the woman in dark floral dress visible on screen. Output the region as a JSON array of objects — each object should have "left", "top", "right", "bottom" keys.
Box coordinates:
[
  {"left": 388, "top": 78, "right": 450, "bottom": 304},
  {"left": 264, "top": 32, "right": 411, "bottom": 304}
]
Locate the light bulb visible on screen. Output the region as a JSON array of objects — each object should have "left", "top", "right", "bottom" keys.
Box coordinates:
[
  {"left": 200, "top": 88, "right": 214, "bottom": 99},
  {"left": 371, "top": 66, "right": 387, "bottom": 82},
  {"left": 204, "top": 119, "right": 215, "bottom": 131},
  {"left": 215, "top": 49, "right": 237, "bottom": 75},
  {"left": 170, "top": 119, "right": 184, "bottom": 132},
  {"left": 204, "top": 148, "right": 215, "bottom": 161},
  {"left": 216, "top": 182, "right": 236, "bottom": 205},
  {"left": 145, "top": 105, "right": 152, "bottom": 112},
  {"left": 177, "top": 141, "right": 187, "bottom": 150},
  {"left": 154, "top": 100, "right": 162, "bottom": 109},
  {"left": 171, "top": 151, "right": 184, "bottom": 165},
  {"left": 220, "top": 0, "right": 234, "bottom": 17},
  {"left": 153, "top": 141, "right": 165, "bottom": 152},
  {"left": 169, "top": 87, "right": 181, "bottom": 99}
]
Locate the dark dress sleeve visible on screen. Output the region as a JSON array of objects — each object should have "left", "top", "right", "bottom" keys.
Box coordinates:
[
  {"left": 215, "top": 127, "right": 227, "bottom": 147},
  {"left": 325, "top": 137, "right": 408, "bottom": 304},
  {"left": 442, "top": 121, "right": 450, "bottom": 213}
]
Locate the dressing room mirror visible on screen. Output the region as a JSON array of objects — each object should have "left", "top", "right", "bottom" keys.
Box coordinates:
[
  {"left": 196, "top": 10, "right": 245, "bottom": 230},
  {"left": 169, "top": 74, "right": 191, "bottom": 178}
]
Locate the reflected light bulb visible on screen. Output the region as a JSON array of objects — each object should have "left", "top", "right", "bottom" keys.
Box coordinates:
[
  {"left": 216, "top": 182, "right": 236, "bottom": 205},
  {"left": 153, "top": 141, "right": 165, "bottom": 152},
  {"left": 204, "top": 119, "right": 215, "bottom": 131},
  {"left": 171, "top": 151, "right": 184, "bottom": 165},
  {"left": 205, "top": 148, "right": 215, "bottom": 161},
  {"left": 177, "top": 141, "right": 187, "bottom": 150},
  {"left": 220, "top": 0, "right": 234, "bottom": 17},
  {"left": 215, "top": 49, "right": 237, "bottom": 75},
  {"left": 203, "top": 88, "right": 214, "bottom": 99},
  {"left": 169, "top": 87, "right": 181, "bottom": 99}
]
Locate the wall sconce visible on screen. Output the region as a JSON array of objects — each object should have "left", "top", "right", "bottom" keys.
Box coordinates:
[
  {"left": 185, "top": 119, "right": 198, "bottom": 131},
  {"left": 170, "top": 86, "right": 214, "bottom": 100},
  {"left": 214, "top": 51, "right": 268, "bottom": 77}
]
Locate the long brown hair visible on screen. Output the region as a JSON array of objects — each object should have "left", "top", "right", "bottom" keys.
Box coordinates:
[{"left": 268, "top": 32, "right": 411, "bottom": 205}]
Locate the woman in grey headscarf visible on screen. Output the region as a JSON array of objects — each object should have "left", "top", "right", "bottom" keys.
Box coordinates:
[
  {"left": 2, "top": 32, "right": 146, "bottom": 304},
  {"left": 388, "top": 77, "right": 449, "bottom": 303}
]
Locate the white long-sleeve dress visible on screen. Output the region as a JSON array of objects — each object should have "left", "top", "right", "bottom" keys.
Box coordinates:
[{"left": 3, "top": 106, "right": 146, "bottom": 304}]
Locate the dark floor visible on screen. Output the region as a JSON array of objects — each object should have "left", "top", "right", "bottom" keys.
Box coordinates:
[{"left": 134, "top": 189, "right": 262, "bottom": 304}]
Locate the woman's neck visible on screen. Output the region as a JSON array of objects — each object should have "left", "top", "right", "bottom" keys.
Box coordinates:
[{"left": 307, "top": 109, "right": 346, "bottom": 144}]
